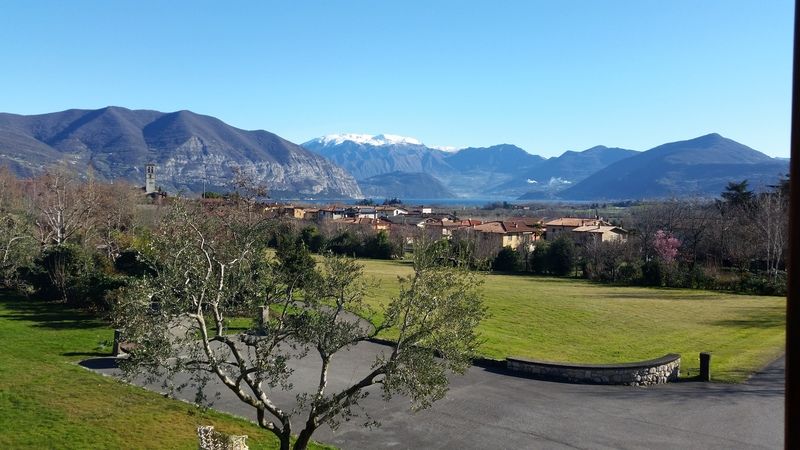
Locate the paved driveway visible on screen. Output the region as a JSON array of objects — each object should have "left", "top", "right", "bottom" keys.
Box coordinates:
[{"left": 83, "top": 340, "right": 783, "bottom": 449}]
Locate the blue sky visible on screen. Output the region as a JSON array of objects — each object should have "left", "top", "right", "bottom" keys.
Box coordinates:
[{"left": 0, "top": 1, "right": 793, "bottom": 157}]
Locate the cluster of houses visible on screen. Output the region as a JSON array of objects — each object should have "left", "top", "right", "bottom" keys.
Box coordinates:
[{"left": 265, "top": 203, "right": 628, "bottom": 254}]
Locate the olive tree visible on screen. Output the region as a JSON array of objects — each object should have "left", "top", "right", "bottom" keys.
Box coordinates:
[{"left": 113, "top": 200, "right": 485, "bottom": 450}]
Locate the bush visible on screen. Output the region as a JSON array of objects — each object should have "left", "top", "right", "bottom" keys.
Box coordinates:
[
  {"left": 548, "top": 237, "right": 576, "bottom": 277},
  {"left": 529, "top": 242, "right": 550, "bottom": 274},
  {"left": 299, "top": 226, "right": 327, "bottom": 253},
  {"left": 616, "top": 262, "right": 641, "bottom": 284},
  {"left": 493, "top": 247, "right": 523, "bottom": 272},
  {"left": 362, "top": 231, "right": 397, "bottom": 259},
  {"left": 114, "top": 249, "right": 154, "bottom": 277},
  {"left": 328, "top": 230, "right": 361, "bottom": 256},
  {"left": 640, "top": 260, "right": 664, "bottom": 286},
  {"left": 23, "top": 244, "right": 126, "bottom": 310},
  {"left": 737, "top": 272, "right": 787, "bottom": 296}
]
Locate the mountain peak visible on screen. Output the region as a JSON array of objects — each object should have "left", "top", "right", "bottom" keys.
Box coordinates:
[{"left": 311, "top": 133, "right": 424, "bottom": 147}]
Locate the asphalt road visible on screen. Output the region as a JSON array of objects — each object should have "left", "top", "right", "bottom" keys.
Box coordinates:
[{"left": 82, "top": 340, "right": 784, "bottom": 449}]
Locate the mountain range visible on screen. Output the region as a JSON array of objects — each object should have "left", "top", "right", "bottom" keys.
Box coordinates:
[
  {"left": 303, "top": 136, "right": 554, "bottom": 197},
  {"left": 304, "top": 134, "right": 643, "bottom": 198},
  {"left": 0, "top": 107, "right": 362, "bottom": 198},
  {"left": 544, "top": 133, "right": 789, "bottom": 200},
  {"left": 305, "top": 132, "right": 787, "bottom": 200},
  {"left": 0, "top": 107, "right": 789, "bottom": 201}
]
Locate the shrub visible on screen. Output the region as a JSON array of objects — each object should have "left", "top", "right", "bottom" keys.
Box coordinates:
[
  {"left": 548, "top": 236, "right": 576, "bottom": 277},
  {"left": 492, "top": 247, "right": 523, "bottom": 272},
  {"left": 362, "top": 231, "right": 397, "bottom": 259},
  {"left": 328, "top": 230, "right": 361, "bottom": 256},
  {"left": 23, "top": 244, "right": 126, "bottom": 310},
  {"left": 114, "top": 249, "right": 153, "bottom": 277},
  {"left": 529, "top": 242, "right": 550, "bottom": 274},
  {"left": 300, "top": 226, "right": 326, "bottom": 253},
  {"left": 640, "top": 260, "right": 664, "bottom": 286},
  {"left": 616, "top": 262, "right": 641, "bottom": 284}
]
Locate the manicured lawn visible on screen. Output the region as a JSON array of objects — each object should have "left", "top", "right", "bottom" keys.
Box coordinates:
[
  {"left": 356, "top": 258, "right": 786, "bottom": 383},
  {"left": 0, "top": 291, "right": 332, "bottom": 450}
]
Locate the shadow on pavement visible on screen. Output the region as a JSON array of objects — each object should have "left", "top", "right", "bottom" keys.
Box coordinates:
[{"left": 80, "top": 357, "right": 120, "bottom": 370}]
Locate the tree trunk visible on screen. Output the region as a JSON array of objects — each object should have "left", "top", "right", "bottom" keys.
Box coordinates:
[
  {"left": 293, "top": 426, "right": 316, "bottom": 450},
  {"left": 279, "top": 428, "right": 292, "bottom": 450}
]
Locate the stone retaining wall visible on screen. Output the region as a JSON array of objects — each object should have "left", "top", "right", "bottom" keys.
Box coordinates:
[{"left": 506, "top": 354, "right": 680, "bottom": 386}]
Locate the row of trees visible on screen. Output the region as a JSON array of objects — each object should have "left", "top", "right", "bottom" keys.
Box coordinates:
[
  {"left": 482, "top": 179, "right": 789, "bottom": 295},
  {"left": 296, "top": 225, "right": 401, "bottom": 260},
  {"left": 0, "top": 167, "right": 147, "bottom": 308}
]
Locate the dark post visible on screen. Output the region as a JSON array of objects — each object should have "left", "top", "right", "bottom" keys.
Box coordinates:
[
  {"left": 699, "top": 352, "right": 711, "bottom": 382},
  {"left": 112, "top": 329, "right": 122, "bottom": 356},
  {"left": 788, "top": 1, "right": 800, "bottom": 448}
]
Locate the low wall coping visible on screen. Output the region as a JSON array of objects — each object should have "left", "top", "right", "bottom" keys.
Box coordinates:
[{"left": 506, "top": 353, "right": 681, "bottom": 371}]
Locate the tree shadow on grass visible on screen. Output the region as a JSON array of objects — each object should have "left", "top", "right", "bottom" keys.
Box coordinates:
[
  {"left": 708, "top": 306, "right": 785, "bottom": 329},
  {"left": 0, "top": 289, "right": 107, "bottom": 330}
]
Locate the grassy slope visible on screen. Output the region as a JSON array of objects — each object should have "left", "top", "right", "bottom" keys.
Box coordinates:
[
  {"left": 357, "top": 258, "right": 785, "bottom": 382},
  {"left": 0, "top": 291, "right": 331, "bottom": 450}
]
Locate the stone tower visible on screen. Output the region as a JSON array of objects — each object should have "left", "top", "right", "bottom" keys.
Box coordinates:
[{"left": 145, "top": 163, "right": 156, "bottom": 193}]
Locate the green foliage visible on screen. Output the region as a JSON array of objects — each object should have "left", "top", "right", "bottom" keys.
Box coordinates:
[
  {"left": 276, "top": 234, "right": 318, "bottom": 289},
  {"left": 615, "top": 262, "right": 641, "bottom": 284},
  {"left": 547, "top": 236, "right": 576, "bottom": 276},
  {"left": 326, "top": 229, "right": 398, "bottom": 260},
  {"left": 380, "top": 238, "right": 486, "bottom": 409},
  {"left": 114, "top": 249, "right": 154, "bottom": 277},
  {"left": 202, "top": 191, "right": 224, "bottom": 199},
  {"left": 640, "top": 260, "right": 664, "bottom": 286},
  {"left": 328, "top": 230, "right": 362, "bottom": 256},
  {"left": 492, "top": 247, "right": 523, "bottom": 272},
  {"left": 720, "top": 179, "right": 755, "bottom": 207},
  {"left": 362, "top": 231, "right": 397, "bottom": 259},
  {"left": 22, "top": 244, "right": 124, "bottom": 309},
  {"left": 299, "top": 226, "right": 327, "bottom": 253},
  {"left": 0, "top": 212, "right": 36, "bottom": 288},
  {"left": 529, "top": 242, "right": 550, "bottom": 275}
]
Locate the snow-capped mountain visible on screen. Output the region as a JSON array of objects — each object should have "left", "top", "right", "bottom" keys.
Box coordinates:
[
  {"left": 302, "top": 133, "right": 454, "bottom": 181},
  {"left": 302, "top": 134, "right": 547, "bottom": 197},
  {"left": 311, "top": 133, "right": 425, "bottom": 147}
]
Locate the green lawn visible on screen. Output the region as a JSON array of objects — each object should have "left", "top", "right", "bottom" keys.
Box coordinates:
[
  {"left": 356, "top": 258, "right": 786, "bottom": 383},
  {"left": 0, "top": 291, "right": 331, "bottom": 450}
]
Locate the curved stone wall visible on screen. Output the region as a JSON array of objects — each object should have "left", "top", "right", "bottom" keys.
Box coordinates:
[{"left": 506, "top": 354, "right": 680, "bottom": 386}]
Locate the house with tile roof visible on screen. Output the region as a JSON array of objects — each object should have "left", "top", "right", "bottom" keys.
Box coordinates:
[
  {"left": 468, "top": 220, "right": 542, "bottom": 252},
  {"left": 571, "top": 225, "right": 628, "bottom": 244},
  {"left": 544, "top": 217, "right": 611, "bottom": 241}
]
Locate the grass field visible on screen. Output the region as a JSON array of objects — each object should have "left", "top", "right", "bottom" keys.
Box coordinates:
[
  {"left": 356, "top": 258, "right": 786, "bottom": 383},
  {"left": 0, "top": 291, "right": 331, "bottom": 450}
]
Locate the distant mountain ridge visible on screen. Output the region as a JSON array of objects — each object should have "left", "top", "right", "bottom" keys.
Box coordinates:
[
  {"left": 493, "top": 145, "right": 639, "bottom": 196},
  {"left": 303, "top": 134, "right": 636, "bottom": 198},
  {"left": 524, "top": 133, "right": 788, "bottom": 200},
  {"left": 0, "top": 107, "right": 363, "bottom": 198}
]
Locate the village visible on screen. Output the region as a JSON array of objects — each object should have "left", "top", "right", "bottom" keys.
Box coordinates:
[{"left": 259, "top": 202, "right": 628, "bottom": 255}]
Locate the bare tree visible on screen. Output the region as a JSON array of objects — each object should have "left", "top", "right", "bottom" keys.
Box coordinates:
[
  {"left": 752, "top": 190, "right": 788, "bottom": 280},
  {"left": 87, "top": 181, "right": 141, "bottom": 260},
  {"left": 30, "top": 167, "right": 97, "bottom": 247}
]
